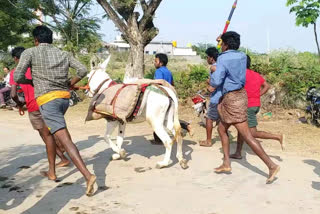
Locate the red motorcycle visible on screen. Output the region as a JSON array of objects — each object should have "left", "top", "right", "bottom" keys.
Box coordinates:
[{"left": 191, "top": 91, "right": 208, "bottom": 127}]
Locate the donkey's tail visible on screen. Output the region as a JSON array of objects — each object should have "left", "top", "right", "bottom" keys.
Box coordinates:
[{"left": 161, "top": 86, "right": 182, "bottom": 144}]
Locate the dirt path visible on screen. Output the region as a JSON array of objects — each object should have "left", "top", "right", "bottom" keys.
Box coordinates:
[{"left": 0, "top": 102, "right": 319, "bottom": 214}]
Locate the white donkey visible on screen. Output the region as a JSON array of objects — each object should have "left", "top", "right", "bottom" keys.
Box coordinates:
[{"left": 86, "top": 56, "right": 188, "bottom": 169}]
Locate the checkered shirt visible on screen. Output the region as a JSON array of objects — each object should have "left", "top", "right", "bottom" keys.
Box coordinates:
[{"left": 14, "top": 43, "right": 87, "bottom": 98}]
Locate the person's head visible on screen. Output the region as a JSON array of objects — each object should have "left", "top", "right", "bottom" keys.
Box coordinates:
[
  {"left": 154, "top": 53, "right": 168, "bottom": 69},
  {"left": 220, "top": 31, "right": 241, "bottom": 52},
  {"left": 205, "top": 47, "right": 219, "bottom": 65},
  {"left": 246, "top": 55, "right": 251, "bottom": 69},
  {"left": 11, "top": 47, "right": 25, "bottom": 63},
  {"left": 3, "top": 67, "right": 9, "bottom": 74},
  {"left": 32, "top": 25, "right": 53, "bottom": 46}
]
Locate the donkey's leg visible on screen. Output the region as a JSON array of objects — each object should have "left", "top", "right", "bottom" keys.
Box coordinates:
[
  {"left": 176, "top": 132, "right": 188, "bottom": 169},
  {"left": 116, "top": 123, "right": 127, "bottom": 159},
  {"left": 104, "top": 120, "right": 121, "bottom": 160},
  {"left": 152, "top": 123, "right": 174, "bottom": 169}
]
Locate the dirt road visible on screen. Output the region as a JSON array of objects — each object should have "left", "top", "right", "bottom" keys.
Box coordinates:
[{"left": 0, "top": 102, "right": 319, "bottom": 214}]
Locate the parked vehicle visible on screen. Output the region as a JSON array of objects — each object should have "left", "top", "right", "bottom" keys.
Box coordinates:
[
  {"left": 69, "top": 90, "right": 82, "bottom": 107},
  {"left": 306, "top": 86, "right": 320, "bottom": 126},
  {"left": 191, "top": 91, "right": 208, "bottom": 127},
  {"left": 0, "top": 82, "right": 25, "bottom": 108}
]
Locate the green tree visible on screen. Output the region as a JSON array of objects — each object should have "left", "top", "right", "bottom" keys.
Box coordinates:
[
  {"left": 192, "top": 43, "right": 215, "bottom": 59},
  {"left": 287, "top": 0, "right": 320, "bottom": 57},
  {"left": 0, "top": 0, "right": 35, "bottom": 50},
  {"left": 37, "top": 0, "right": 102, "bottom": 55},
  {"left": 96, "top": 0, "right": 163, "bottom": 82}
]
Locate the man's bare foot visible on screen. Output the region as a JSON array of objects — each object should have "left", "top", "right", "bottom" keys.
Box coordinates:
[
  {"left": 230, "top": 153, "right": 242, "bottom": 159},
  {"left": 266, "top": 165, "right": 280, "bottom": 184},
  {"left": 279, "top": 134, "right": 285, "bottom": 151},
  {"left": 56, "top": 160, "right": 70, "bottom": 168},
  {"left": 86, "top": 174, "right": 97, "bottom": 197},
  {"left": 199, "top": 140, "right": 212, "bottom": 147},
  {"left": 40, "top": 171, "right": 57, "bottom": 181},
  {"left": 187, "top": 124, "right": 194, "bottom": 137},
  {"left": 214, "top": 164, "right": 232, "bottom": 173}
]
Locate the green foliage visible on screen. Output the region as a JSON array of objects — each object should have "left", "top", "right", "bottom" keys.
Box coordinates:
[
  {"left": 36, "top": 0, "right": 102, "bottom": 54},
  {"left": 144, "top": 68, "right": 155, "bottom": 79},
  {"left": 287, "top": 0, "right": 320, "bottom": 27},
  {"left": 249, "top": 50, "right": 320, "bottom": 107},
  {"left": 0, "top": 0, "right": 35, "bottom": 50},
  {"left": 192, "top": 43, "right": 215, "bottom": 59},
  {"left": 173, "top": 65, "right": 209, "bottom": 99}
]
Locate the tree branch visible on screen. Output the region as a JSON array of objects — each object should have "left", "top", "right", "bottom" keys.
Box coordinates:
[
  {"left": 51, "top": 14, "right": 70, "bottom": 41},
  {"left": 74, "top": 2, "right": 89, "bottom": 18},
  {"left": 6, "top": 0, "right": 57, "bottom": 30},
  {"left": 96, "top": 0, "right": 128, "bottom": 35},
  {"left": 139, "top": 0, "right": 162, "bottom": 31},
  {"left": 126, "top": 12, "right": 141, "bottom": 45},
  {"left": 140, "top": 0, "right": 148, "bottom": 13}
]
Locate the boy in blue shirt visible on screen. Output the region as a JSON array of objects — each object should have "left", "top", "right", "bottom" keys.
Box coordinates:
[
  {"left": 153, "top": 53, "right": 193, "bottom": 143},
  {"left": 154, "top": 53, "right": 174, "bottom": 85},
  {"left": 199, "top": 47, "right": 222, "bottom": 147}
]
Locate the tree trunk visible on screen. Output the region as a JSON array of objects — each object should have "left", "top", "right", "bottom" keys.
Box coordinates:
[
  {"left": 314, "top": 23, "right": 320, "bottom": 60},
  {"left": 123, "top": 43, "right": 145, "bottom": 83}
]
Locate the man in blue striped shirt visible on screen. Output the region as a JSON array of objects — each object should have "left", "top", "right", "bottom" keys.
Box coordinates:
[{"left": 211, "top": 31, "right": 280, "bottom": 184}]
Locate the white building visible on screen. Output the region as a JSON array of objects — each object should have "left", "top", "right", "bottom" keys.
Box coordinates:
[{"left": 107, "top": 36, "right": 197, "bottom": 56}]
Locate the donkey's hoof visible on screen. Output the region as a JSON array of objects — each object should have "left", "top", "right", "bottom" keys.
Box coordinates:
[
  {"left": 156, "top": 160, "right": 172, "bottom": 169},
  {"left": 112, "top": 154, "right": 121, "bottom": 160},
  {"left": 119, "top": 149, "right": 127, "bottom": 159},
  {"left": 156, "top": 163, "right": 165, "bottom": 169},
  {"left": 179, "top": 159, "right": 189, "bottom": 170}
]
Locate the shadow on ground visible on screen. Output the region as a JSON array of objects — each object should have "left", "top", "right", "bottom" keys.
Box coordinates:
[
  {"left": 216, "top": 140, "right": 283, "bottom": 179},
  {"left": 1, "top": 134, "right": 196, "bottom": 214},
  {"left": 0, "top": 135, "right": 102, "bottom": 212},
  {"left": 304, "top": 159, "right": 320, "bottom": 191}
]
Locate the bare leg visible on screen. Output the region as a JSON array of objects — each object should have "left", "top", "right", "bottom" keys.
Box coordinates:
[
  {"left": 230, "top": 132, "right": 244, "bottom": 159},
  {"left": 54, "top": 128, "right": 96, "bottom": 195},
  {"left": 251, "top": 127, "right": 285, "bottom": 150},
  {"left": 52, "top": 134, "right": 70, "bottom": 167},
  {"left": 38, "top": 127, "right": 57, "bottom": 180},
  {"left": 199, "top": 118, "right": 214, "bottom": 147},
  {"left": 39, "top": 127, "right": 70, "bottom": 167},
  {"left": 234, "top": 121, "right": 280, "bottom": 183},
  {"left": 54, "top": 129, "right": 91, "bottom": 180},
  {"left": 214, "top": 121, "right": 232, "bottom": 173},
  {"left": 180, "top": 120, "right": 193, "bottom": 136}
]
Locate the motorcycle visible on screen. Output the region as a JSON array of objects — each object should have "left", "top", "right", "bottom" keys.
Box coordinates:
[
  {"left": 69, "top": 90, "right": 82, "bottom": 107},
  {"left": 0, "top": 82, "right": 25, "bottom": 108},
  {"left": 191, "top": 91, "right": 208, "bottom": 127},
  {"left": 306, "top": 86, "right": 320, "bottom": 126}
]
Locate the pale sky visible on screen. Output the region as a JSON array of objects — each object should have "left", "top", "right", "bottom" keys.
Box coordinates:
[{"left": 93, "top": 0, "right": 318, "bottom": 53}]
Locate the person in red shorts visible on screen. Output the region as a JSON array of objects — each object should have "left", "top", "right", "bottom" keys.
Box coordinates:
[
  {"left": 230, "top": 55, "right": 285, "bottom": 160},
  {"left": 10, "top": 47, "right": 70, "bottom": 171}
]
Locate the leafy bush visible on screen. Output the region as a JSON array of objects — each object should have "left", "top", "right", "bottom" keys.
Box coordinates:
[
  {"left": 249, "top": 50, "right": 320, "bottom": 108},
  {"left": 174, "top": 65, "right": 209, "bottom": 99}
]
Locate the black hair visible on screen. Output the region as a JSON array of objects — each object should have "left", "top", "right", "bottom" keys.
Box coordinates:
[
  {"left": 246, "top": 55, "right": 251, "bottom": 69},
  {"left": 3, "top": 66, "right": 9, "bottom": 70},
  {"left": 221, "top": 31, "right": 241, "bottom": 50},
  {"left": 205, "top": 47, "right": 219, "bottom": 61},
  {"left": 11, "top": 47, "right": 25, "bottom": 59},
  {"left": 32, "top": 25, "right": 53, "bottom": 44},
  {"left": 155, "top": 53, "right": 168, "bottom": 66}
]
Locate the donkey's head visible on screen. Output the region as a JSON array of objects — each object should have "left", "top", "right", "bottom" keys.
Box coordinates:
[{"left": 86, "top": 55, "right": 112, "bottom": 97}]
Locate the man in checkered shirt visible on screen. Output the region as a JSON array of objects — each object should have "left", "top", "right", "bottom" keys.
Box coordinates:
[{"left": 14, "top": 26, "right": 96, "bottom": 196}]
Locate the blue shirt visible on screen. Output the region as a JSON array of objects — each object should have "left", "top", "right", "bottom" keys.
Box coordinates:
[
  {"left": 154, "top": 66, "right": 173, "bottom": 85},
  {"left": 211, "top": 50, "right": 247, "bottom": 95},
  {"left": 209, "top": 63, "right": 223, "bottom": 104}
]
